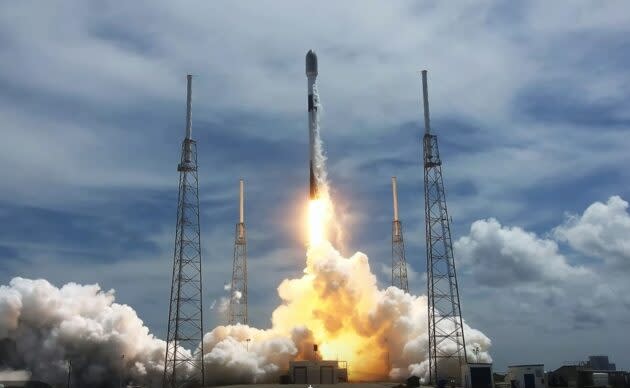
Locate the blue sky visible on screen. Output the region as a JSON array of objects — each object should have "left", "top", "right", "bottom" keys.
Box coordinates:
[{"left": 0, "top": 1, "right": 629, "bottom": 372}]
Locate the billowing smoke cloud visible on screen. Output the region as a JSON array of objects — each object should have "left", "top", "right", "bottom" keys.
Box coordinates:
[
  {"left": 201, "top": 325, "right": 312, "bottom": 386},
  {"left": 0, "top": 240, "right": 491, "bottom": 386},
  {"left": 199, "top": 238, "right": 491, "bottom": 384},
  {"left": 0, "top": 278, "right": 165, "bottom": 387},
  {"left": 271, "top": 240, "right": 491, "bottom": 381},
  {"left": 0, "top": 238, "right": 493, "bottom": 385}
]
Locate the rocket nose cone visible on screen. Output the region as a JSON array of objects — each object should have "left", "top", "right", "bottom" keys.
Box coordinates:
[{"left": 306, "top": 50, "right": 318, "bottom": 76}]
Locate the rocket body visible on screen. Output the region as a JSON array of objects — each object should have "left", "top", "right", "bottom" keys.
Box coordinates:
[{"left": 306, "top": 50, "right": 319, "bottom": 199}]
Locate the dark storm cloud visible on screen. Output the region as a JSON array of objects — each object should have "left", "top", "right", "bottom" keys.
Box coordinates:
[{"left": 572, "top": 309, "right": 606, "bottom": 330}]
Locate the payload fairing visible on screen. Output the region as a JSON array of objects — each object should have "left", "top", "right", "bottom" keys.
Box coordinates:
[{"left": 306, "top": 50, "right": 320, "bottom": 199}]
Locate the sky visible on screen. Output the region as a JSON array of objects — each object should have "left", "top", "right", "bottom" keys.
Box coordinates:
[{"left": 1, "top": 0, "right": 629, "bottom": 373}]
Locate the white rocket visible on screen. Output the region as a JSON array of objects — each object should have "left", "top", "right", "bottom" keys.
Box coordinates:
[{"left": 306, "top": 50, "right": 319, "bottom": 199}]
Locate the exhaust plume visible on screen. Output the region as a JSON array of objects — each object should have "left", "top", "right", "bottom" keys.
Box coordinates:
[{"left": 0, "top": 277, "right": 165, "bottom": 387}]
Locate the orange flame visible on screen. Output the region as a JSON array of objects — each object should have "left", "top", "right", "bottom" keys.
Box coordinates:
[{"left": 301, "top": 193, "right": 391, "bottom": 380}]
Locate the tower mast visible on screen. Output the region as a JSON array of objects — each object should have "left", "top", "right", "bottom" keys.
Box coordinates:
[
  {"left": 228, "top": 179, "right": 248, "bottom": 325},
  {"left": 163, "top": 75, "right": 205, "bottom": 388},
  {"left": 421, "top": 70, "right": 467, "bottom": 384},
  {"left": 391, "top": 176, "right": 409, "bottom": 292}
]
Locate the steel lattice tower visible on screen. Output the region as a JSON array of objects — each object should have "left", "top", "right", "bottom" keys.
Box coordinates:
[
  {"left": 228, "top": 179, "right": 248, "bottom": 325},
  {"left": 391, "top": 176, "right": 409, "bottom": 292},
  {"left": 421, "top": 70, "right": 467, "bottom": 384},
  {"left": 163, "top": 75, "right": 205, "bottom": 388}
]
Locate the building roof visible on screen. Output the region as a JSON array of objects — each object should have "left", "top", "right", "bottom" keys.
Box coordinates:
[{"left": 289, "top": 360, "right": 343, "bottom": 366}]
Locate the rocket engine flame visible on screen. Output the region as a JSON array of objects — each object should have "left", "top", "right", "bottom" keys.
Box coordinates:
[
  {"left": 296, "top": 68, "right": 492, "bottom": 379},
  {"left": 308, "top": 199, "right": 327, "bottom": 247},
  {"left": 292, "top": 77, "right": 491, "bottom": 381}
]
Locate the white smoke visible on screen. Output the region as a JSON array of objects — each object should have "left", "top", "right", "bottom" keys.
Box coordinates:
[
  {"left": 0, "top": 245, "right": 491, "bottom": 386},
  {"left": 0, "top": 277, "right": 165, "bottom": 387},
  {"left": 311, "top": 83, "right": 329, "bottom": 193},
  {"left": 209, "top": 297, "right": 229, "bottom": 315},
  {"left": 211, "top": 284, "right": 243, "bottom": 317},
  {"left": 312, "top": 82, "right": 346, "bottom": 247},
  {"left": 0, "top": 369, "right": 31, "bottom": 381},
  {"left": 201, "top": 325, "right": 306, "bottom": 385},
  {"left": 0, "top": 232, "right": 491, "bottom": 386},
  {"left": 0, "top": 208, "right": 492, "bottom": 386},
  {"left": 199, "top": 240, "right": 490, "bottom": 384},
  {"left": 268, "top": 239, "right": 492, "bottom": 381}
]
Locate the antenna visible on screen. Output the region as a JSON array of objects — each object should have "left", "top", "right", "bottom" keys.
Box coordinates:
[
  {"left": 392, "top": 176, "right": 399, "bottom": 223},
  {"left": 185, "top": 74, "right": 192, "bottom": 140},
  {"left": 183, "top": 75, "right": 193, "bottom": 163},
  {"left": 421, "top": 70, "right": 431, "bottom": 134},
  {"left": 239, "top": 179, "right": 244, "bottom": 225}
]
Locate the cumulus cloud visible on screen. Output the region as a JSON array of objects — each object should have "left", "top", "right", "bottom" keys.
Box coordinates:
[
  {"left": 454, "top": 218, "right": 590, "bottom": 287},
  {"left": 554, "top": 195, "right": 630, "bottom": 269},
  {"left": 453, "top": 197, "right": 630, "bottom": 332}
]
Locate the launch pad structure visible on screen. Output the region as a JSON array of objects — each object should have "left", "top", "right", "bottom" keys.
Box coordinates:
[
  {"left": 163, "top": 75, "right": 206, "bottom": 388},
  {"left": 228, "top": 179, "right": 248, "bottom": 325},
  {"left": 421, "top": 70, "right": 468, "bottom": 385},
  {"left": 391, "top": 176, "right": 409, "bottom": 292},
  {"left": 161, "top": 57, "right": 467, "bottom": 388}
]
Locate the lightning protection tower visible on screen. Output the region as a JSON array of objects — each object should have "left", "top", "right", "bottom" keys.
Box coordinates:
[
  {"left": 163, "top": 75, "right": 205, "bottom": 388},
  {"left": 391, "top": 176, "right": 409, "bottom": 292},
  {"left": 421, "top": 70, "right": 467, "bottom": 384},
  {"left": 228, "top": 179, "right": 248, "bottom": 325}
]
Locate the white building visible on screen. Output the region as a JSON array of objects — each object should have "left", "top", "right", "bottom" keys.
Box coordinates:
[
  {"left": 507, "top": 364, "right": 546, "bottom": 388},
  {"left": 289, "top": 360, "right": 348, "bottom": 384}
]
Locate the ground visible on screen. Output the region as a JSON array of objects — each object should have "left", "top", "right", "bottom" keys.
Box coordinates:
[{"left": 213, "top": 383, "right": 408, "bottom": 388}]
